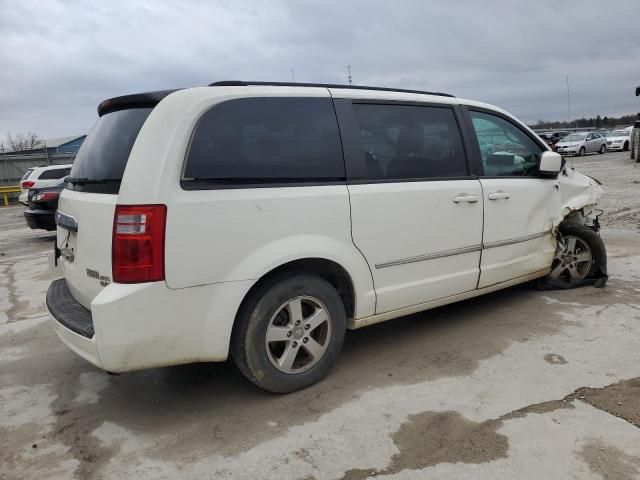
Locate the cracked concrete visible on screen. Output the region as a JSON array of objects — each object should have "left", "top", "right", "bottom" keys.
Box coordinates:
[{"left": 2, "top": 151, "right": 640, "bottom": 479}]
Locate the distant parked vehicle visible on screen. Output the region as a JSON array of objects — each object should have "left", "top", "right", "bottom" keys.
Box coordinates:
[
  {"left": 555, "top": 132, "right": 607, "bottom": 156},
  {"left": 19, "top": 164, "right": 72, "bottom": 205},
  {"left": 544, "top": 131, "right": 569, "bottom": 151},
  {"left": 23, "top": 177, "right": 66, "bottom": 231},
  {"left": 606, "top": 129, "right": 632, "bottom": 151},
  {"left": 537, "top": 132, "right": 553, "bottom": 146}
]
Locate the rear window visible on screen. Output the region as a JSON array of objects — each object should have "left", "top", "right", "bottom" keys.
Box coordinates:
[
  {"left": 38, "top": 167, "right": 71, "bottom": 180},
  {"left": 67, "top": 108, "right": 151, "bottom": 193},
  {"left": 182, "top": 97, "right": 344, "bottom": 188},
  {"left": 21, "top": 168, "right": 35, "bottom": 182}
]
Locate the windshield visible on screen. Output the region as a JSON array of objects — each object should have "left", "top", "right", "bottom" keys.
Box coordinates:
[
  {"left": 563, "top": 133, "right": 586, "bottom": 142},
  {"left": 609, "top": 130, "right": 630, "bottom": 137},
  {"left": 68, "top": 108, "right": 152, "bottom": 193}
]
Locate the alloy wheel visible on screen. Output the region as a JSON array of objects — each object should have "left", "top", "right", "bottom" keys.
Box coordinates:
[
  {"left": 265, "top": 296, "right": 332, "bottom": 374},
  {"left": 548, "top": 234, "right": 593, "bottom": 285}
]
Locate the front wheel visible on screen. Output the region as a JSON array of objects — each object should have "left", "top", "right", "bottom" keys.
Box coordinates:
[
  {"left": 599, "top": 144, "right": 606, "bottom": 154},
  {"left": 231, "top": 274, "right": 346, "bottom": 393},
  {"left": 544, "top": 224, "right": 607, "bottom": 289},
  {"left": 579, "top": 146, "right": 586, "bottom": 156}
]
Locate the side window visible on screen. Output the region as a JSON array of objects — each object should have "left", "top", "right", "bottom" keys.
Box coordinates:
[
  {"left": 469, "top": 111, "right": 544, "bottom": 177},
  {"left": 183, "top": 97, "right": 344, "bottom": 186},
  {"left": 351, "top": 103, "right": 467, "bottom": 181}
]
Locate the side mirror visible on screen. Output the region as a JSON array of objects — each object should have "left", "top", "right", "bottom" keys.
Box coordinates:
[{"left": 539, "top": 151, "right": 562, "bottom": 176}]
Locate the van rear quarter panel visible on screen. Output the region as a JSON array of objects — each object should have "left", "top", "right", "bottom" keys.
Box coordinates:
[
  {"left": 117, "top": 87, "right": 376, "bottom": 319},
  {"left": 163, "top": 186, "right": 376, "bottom": 318}
]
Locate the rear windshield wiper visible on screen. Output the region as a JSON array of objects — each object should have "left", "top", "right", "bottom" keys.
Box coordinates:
[{"left": 66, "top": 177, "right": 121, "bottom": 185}]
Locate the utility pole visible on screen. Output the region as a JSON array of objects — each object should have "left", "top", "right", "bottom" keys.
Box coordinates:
[
  {"left": 347, "top": 65, "right": 352, "bottom": 85},
  {"left": 566, "top": 74, "right": 572, "bottom": 130},
  {"left": 291, "top": 66, "right": 295, "bottom": 82}
]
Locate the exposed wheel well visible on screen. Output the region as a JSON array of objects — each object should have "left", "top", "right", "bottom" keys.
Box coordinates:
[{"left": 235, "top": 258, "right": 356, "bottom": 325}]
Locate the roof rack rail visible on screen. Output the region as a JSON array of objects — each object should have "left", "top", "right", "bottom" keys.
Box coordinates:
[{"left": 208, "top": 80, "right": 454, "bottom": 98}]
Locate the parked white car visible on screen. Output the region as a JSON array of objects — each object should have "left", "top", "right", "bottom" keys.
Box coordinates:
[
  {"left": 19, "top": 164, "right": 72, "bottom": 204},
  {"left": 47, "top": 82, "right": 606, "bottom": 392},
  {"left": 555, "top": 132, "right": 607, "bottom": 156},
  {"left": 606, "top": 129, "right": 632, "bottom": 151}
]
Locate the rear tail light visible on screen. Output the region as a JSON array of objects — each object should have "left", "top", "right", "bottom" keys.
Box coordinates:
[
  {"left": 32, "top": 191, "right": 60, "bottom": 202},
  {"left": 22, "top": 181, "right": 35, "bottom": 188},
  {"left": 112, "top": 204, "right": 166, "bottom": 283}
]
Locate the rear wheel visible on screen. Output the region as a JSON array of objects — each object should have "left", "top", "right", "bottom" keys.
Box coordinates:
[
  {"left": 545, "top": 224, "right": 606, "bottom": 288},
  {"left": 624, "top": 141, "right": 629, "bottom": 151},
  {"left": 231, "top": 274, "right": 346, "bottom": 393},
  {"left": 599, "top": 144, "right": 606, "bottom": 154},
  {"left": 579, "top": 146, "right": 586, "bottom": 156}
]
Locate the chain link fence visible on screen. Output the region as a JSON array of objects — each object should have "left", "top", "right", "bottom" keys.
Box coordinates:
[{"left": 0, "top": 153, "right": 75, "bottom": 185}]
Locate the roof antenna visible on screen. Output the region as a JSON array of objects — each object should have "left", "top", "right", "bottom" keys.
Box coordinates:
[
  {"left": 347, "top": 65, "right": 352, "bottom": 85},
  {"left": 291, "top": 66, "right": 295, "bottom": 82}
]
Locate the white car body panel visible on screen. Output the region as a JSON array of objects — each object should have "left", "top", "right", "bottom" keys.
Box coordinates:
[
  {"left": 49, "top": 85, "right": 606, "bottom": 373},
  {"left": 606, "top": 133, "right": 631, "bottom": 151},
  {"left": 478, "top": 178, "right": 559, "bottom": 288},
  {"left": 348, "top": 180, "right": 483, "bottom": 313},
  {"left": 56, "top": 190, "right": 116, "bottom": 308}
]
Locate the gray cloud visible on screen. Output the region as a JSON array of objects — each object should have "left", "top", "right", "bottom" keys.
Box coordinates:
[{"left": 1, "top": 0, "right": 639, "bottom": 138}]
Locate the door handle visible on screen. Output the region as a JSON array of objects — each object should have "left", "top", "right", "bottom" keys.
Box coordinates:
[
  {"left": 488, "top": 191, "right": 510, "bottom": 200},
  {"left": 452, "top": 194, "right": 480, "bottom": 204}
]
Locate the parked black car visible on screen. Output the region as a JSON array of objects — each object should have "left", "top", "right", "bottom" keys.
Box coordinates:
[{"left": 24, "top": 179, "right": 65, "bottom": 231}]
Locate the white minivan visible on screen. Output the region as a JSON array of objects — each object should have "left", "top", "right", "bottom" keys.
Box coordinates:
[{"left": 47, "top": 81, "right": 606, "bottom": 392}]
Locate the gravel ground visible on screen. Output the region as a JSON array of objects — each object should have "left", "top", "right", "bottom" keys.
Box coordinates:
[
  {"left": 567, "top": 150, "right": 640, "bottom": 230},
  {"left": 2, "top": 150, "right": 640, "bottom": 480}
]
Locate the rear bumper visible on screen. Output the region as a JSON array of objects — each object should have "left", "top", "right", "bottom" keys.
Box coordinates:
[
  {"left": 24, "top": 209, "right": 56, "bottom": 230},
  {"left": 47, "top": 279, "right": 101, "bottom": 368},
  {"left": 46, "top": 276, "right": 254, "bottom": 372}
]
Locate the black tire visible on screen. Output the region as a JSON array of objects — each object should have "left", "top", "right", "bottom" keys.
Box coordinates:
[
  {"left": 579, "top": 147, "right": 586, "bottom": 157},
  {"left": 624, "top": 141, "right": 629, "bottom": 152},
  {"left": 231, "top": 274, "right": 346, "bottom": 393},
  {"left": 599, "top": 144, "right": 606, "bottom": 154},
  {"left": 542, "top": 224, "right": 607, "bottom": 289}
]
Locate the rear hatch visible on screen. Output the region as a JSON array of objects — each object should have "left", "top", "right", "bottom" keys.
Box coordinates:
[{"left": 56, "top": 107, "right": 151, "bottom": 309}]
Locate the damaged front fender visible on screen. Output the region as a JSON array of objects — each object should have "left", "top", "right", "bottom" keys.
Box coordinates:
[
  {"left": 536, "top": 166, "right": 608, "bottom": 289},
  {"left": 555, "top": 167, "right": 605, "bottom": 228}
]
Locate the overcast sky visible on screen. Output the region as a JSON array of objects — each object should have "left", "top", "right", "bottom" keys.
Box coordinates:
[{"left": 1, "top": 0, "right": 639, "bottom": 138}]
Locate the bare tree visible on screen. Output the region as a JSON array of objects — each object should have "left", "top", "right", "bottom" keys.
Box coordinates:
[{"left": 6, "top": 132, "right": 41, "bottom": 152}]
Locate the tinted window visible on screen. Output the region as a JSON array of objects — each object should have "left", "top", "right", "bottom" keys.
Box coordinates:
[
  {"left": 68, "top": 108, "right": 151, "bottom": 193},
  {"left": 469, "top": 111, "right": 544, "bottom": 177},
  {"left": 352, "top": 104, "right": 467, "bottom": 181},
  {"left": 38, "top": 167, "right": 71, "bottom": 180},
  {"left": 183, "top": 97, "right": 344, "bottom": 186}
]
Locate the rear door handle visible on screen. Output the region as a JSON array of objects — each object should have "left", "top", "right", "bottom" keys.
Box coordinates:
[
  {"left": 488, "top": 191, "right": 511, "bottom": 200},
  {"left": 452, "top": 194, "right": 480, "bottom": 204}
]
